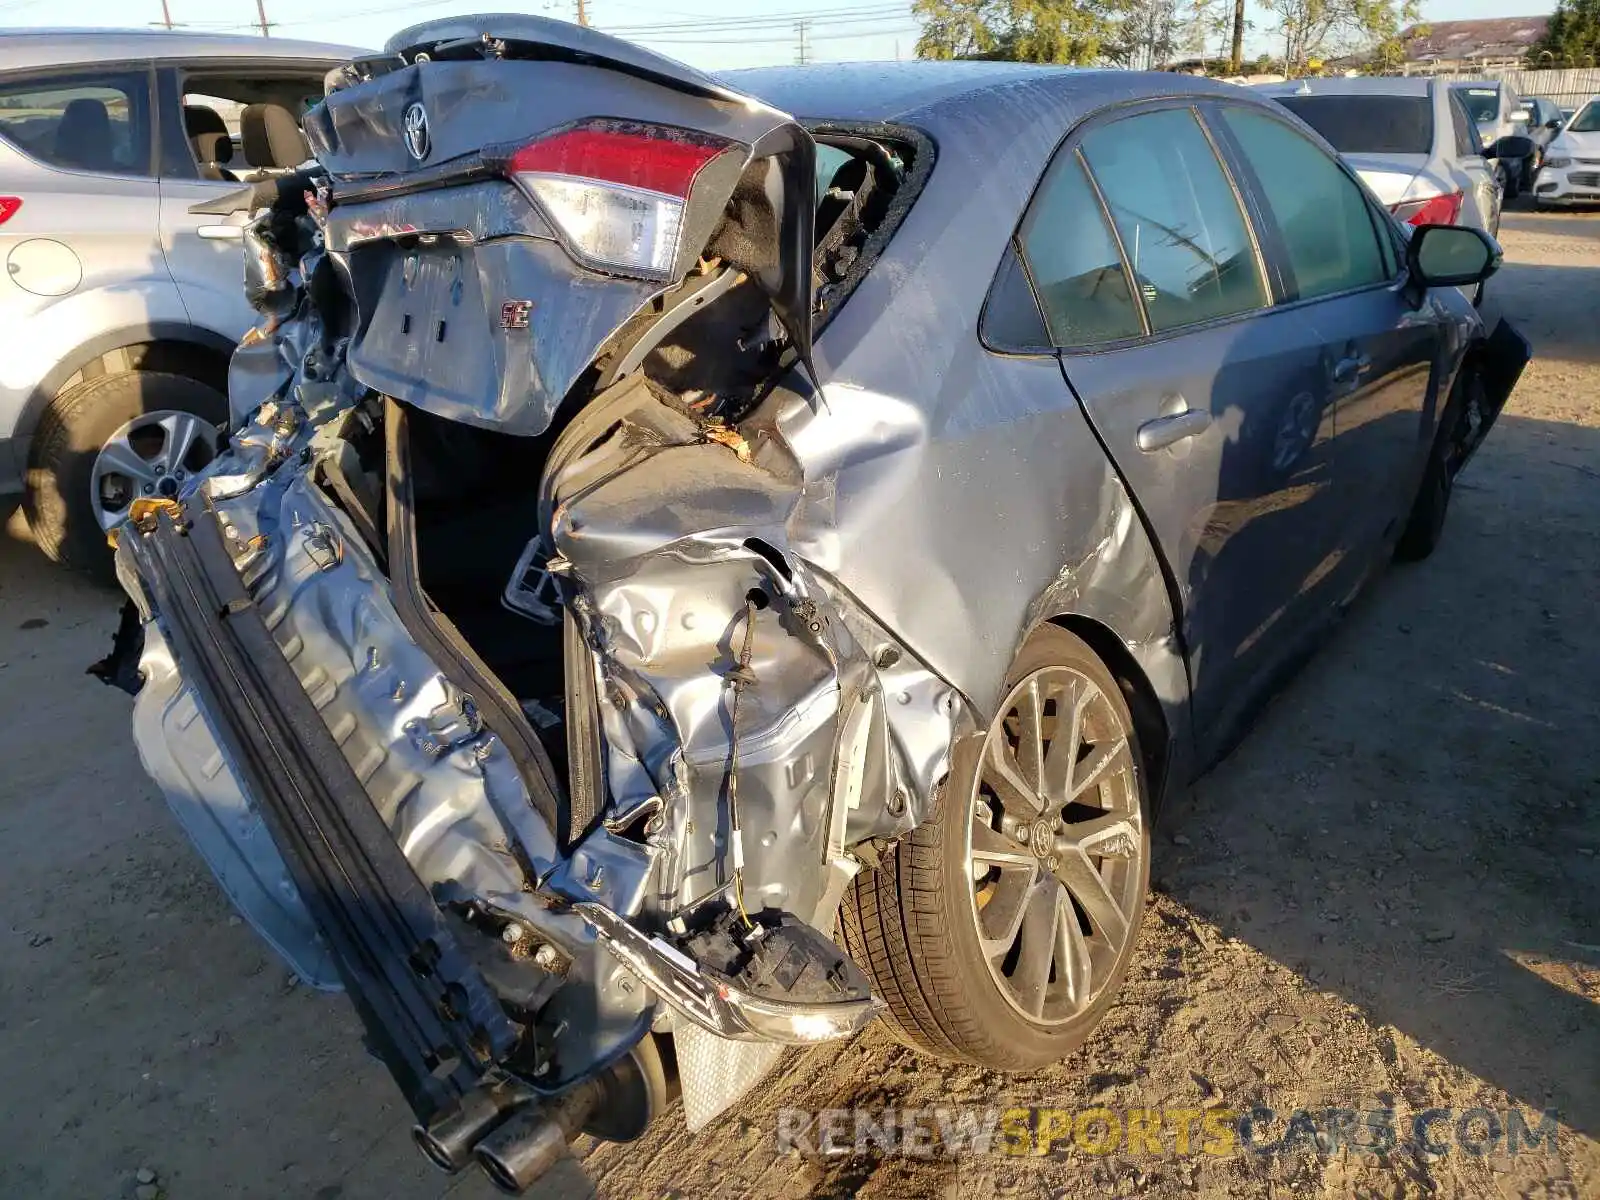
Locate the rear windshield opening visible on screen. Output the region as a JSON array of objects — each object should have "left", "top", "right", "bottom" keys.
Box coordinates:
[{"left": 1275, "top": 95, "right": 1433, "bottom": 156}]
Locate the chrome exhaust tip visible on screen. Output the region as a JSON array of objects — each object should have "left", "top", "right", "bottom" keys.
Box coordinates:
[
  {"left": 411, "top": 1079, "right": 528, "bottom": 1174},
  {"left": 473, "top": 1080, "right": 602, "bottom": 1194}
]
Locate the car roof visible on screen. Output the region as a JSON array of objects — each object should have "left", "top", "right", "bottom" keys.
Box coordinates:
[
  {"left": 0, "top": 28, "right": 360, "bottom": 72},
  {"left": 1254, "top": 76, "right": 1432, "bottom": 98},
  {"left": 721, "top": 60, "right": 1241, "bottom": 123}
]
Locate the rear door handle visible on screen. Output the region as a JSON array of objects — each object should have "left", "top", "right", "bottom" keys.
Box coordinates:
[
  {"left": 196, "top": 224, "right": 244, "bottom": 241},
  {"left": 1331, "top": 354, "right": 1371, "bottom": 384},
  {"left": 1136, "top": 408, "right": 1211, "bottom": 452}
]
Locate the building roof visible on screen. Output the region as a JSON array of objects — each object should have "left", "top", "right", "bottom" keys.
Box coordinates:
[{"left": 1397, "top": 16, "right": 1549, "bottom": 63}]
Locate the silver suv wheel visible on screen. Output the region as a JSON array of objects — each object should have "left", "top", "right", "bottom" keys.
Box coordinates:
[{"left": 90, "top": 410, "right": 220, "bottom": 531}]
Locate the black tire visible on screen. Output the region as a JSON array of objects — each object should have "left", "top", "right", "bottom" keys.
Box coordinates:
[
  {"left": 24, "top": 370, "right": 227, "bottom": 581},
  {"left": 839, "top": 625, "right": 1151, "bottom": 1070},
  {"left": 1395, "top": 374, "right": 1476, "bottom": 563}
]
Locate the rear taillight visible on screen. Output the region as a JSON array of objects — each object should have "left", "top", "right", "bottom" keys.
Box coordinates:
[
  {"left": 0, "top": 197, "right": 21, "bottom": 225},
  {"left": 1390, "top": 191, "right": 1464, "bottom": 226},
  {"left": 500, "top": 122, "right": 734, "bottom": 279}
]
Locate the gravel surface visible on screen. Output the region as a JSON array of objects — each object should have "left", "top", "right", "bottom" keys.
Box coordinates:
[{"left": 1, "top": 208, "right": 1595, "bottom": 1200}]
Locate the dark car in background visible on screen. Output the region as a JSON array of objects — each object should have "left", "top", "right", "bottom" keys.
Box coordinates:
[{"left": 101, "top": 17, "right": 1531, "bottom": 1193}]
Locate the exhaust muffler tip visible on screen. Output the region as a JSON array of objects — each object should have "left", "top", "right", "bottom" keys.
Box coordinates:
[
  {"left": 411, "top": 1081, "right": 527, "bottom": 1174},
  {"left": 473, "top": 1079, "right": 603, "bottom": 1194}
]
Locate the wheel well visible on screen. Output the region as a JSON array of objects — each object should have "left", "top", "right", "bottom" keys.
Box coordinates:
[
  {"left": 55, "top": 339, "right": 231, "bottom": 401},
  {"left": 1047, "top": 614, "right": 1173, "bottom": 816}
]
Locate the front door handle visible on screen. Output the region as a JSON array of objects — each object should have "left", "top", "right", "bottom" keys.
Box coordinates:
[
  {"left": 1331, "top": 354, "right": 1371, "bottom": 384},
  {"left": 196, "top": 224, "right": 244, "bottom": 241},
  {"left": 1136, "top": 408, "right": 1212, "bottom": 452}
]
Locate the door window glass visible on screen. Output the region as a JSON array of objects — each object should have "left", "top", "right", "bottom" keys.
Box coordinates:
[
  {"left": 1449, "top": 93, "right": 1482, "bottom": 157},
  {"left": 0, "top": 71, "right": 151, "bottom": 175},
  {"left": 1017, "top": 151, "right": 1143, "bottom": 345},
  {"left": 1080, "top": 108, "right": 1266, "bottom": 332},
  {"left": 1220, "top": 106, "right": 1389, "bottom": 300}
]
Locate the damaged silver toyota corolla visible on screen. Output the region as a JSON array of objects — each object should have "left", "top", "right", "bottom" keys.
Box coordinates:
[{"left": 94, "top": 15, "right": 1530, "bottom": 1192}]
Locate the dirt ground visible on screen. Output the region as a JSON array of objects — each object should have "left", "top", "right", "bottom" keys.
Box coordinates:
[{"left": 1, "top": 207, "right": 1596, "bottom": 1200}]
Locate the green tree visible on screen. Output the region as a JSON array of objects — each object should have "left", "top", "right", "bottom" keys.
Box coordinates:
[
  {"left": 1260, "top": 0, "right": 1417, "bottom": 72},
  {"left": 1535, "top": 0, "right": 1600, "bottom": 64},
  {"left": 913, "top": 0, "right": 1124, "bottom": 64}
]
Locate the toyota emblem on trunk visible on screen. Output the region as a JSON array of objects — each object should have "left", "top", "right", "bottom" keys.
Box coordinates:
[{"left": 402, "top": 102, "right": 430, "bottom": 162}]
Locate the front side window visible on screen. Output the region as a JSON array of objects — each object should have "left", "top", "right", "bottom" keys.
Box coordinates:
[
  {"left": 0, "top": 70, "right": 151, "bottom": 175},
  {"left": 1221, "top": 106, "right": 1389, "bottom": 301},
  {"left": 1017, "top": 150, "right": 1143, "bottom": 345},
  {"left": 1079, "top": 107, "right": 1266, "bottom": 333}
]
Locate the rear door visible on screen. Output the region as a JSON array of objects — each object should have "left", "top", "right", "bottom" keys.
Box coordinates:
[
  {"left": 153, "top": 62, "right": 328, "bottom": 342},
  {"left": 1211, "top": 101, "right": 1443, "bottom": 582},
  {"left": 1446, "top": 89, "right": 1499, "bottom": 232},
  {"left": 1027, "top": 102, "right": 1353, "bottom": 754}
]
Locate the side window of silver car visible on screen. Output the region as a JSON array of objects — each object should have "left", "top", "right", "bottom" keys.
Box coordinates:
[{"left": 0, "top": 70, "right": 153, "bottom": 177}]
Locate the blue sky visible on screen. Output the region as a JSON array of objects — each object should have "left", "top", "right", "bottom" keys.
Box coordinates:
[{"left": 3, "top": 0, "right": 1561, "bottom": 70}]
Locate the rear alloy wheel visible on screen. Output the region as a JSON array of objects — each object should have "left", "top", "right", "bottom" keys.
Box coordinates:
[{"left": 841, "top": 625, "right": 1150, "bottom": 1069}]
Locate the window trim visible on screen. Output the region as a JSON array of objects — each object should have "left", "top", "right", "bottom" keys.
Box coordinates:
[
  {"left": 990, "top": 95, "right": 1280, "bottom": 357},
  {"left": 1202, "top": 97, "right": 1406, "bottom": 312},
  {"left": 0, "top": 59, "right": 160, "bottom": 181}
]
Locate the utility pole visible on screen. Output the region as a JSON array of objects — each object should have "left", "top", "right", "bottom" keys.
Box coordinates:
[
  {"left": 158, "top": 0, "right": 173, "bottom": 29},
  {"left": 1229, "top": 0, "right": 1243, "bottom": 74},
  {"left": 256, "top": 0, "right": 271, "bottom": 36},
  {"left": 794, "top": 19, "right": 811, "bottom": 65},
  {"left": 576, "top": 0, "right": 588, "bottom": 26}
]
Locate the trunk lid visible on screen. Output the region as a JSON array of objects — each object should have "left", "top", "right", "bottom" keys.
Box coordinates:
[
  {"left": 307, "top": 15, "right": 815, "bottom": 436},
  {"left": 1342, "top": 152, "right": 1429, "bottom": 207}
]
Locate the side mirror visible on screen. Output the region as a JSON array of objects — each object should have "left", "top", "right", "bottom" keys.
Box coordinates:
[
  {"left": 1487, "top": 134, "right": 1534, "bottom": 161},
  {"left": 1408, "top": 224, "right": 1501, "bottom": 296},
  {"left": 1547, "top": 117, "right": 1565, "bottom": 129},
  {"left": 1509, "top": 108, "right": 1531, "bottom": 124}
]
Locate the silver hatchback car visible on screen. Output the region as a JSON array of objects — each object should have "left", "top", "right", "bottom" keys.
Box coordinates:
[{"left": 0, "top": 28, "right": 353, "bottom": 576}]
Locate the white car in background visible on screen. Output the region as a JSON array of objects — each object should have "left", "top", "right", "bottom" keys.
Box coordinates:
[
  {"left": 0, "top": 29, "right": 353, "bottom": 578},
  {"left": 1533, "top": 96, "right": 1600, "bottom": 208},
  {"left": 1255, "top": 77, "right": 1531, "bottom": 239}
]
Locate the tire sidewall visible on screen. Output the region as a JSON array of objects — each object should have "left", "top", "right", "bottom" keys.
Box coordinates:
[
  {"left": 25, "top": 370, "right": 227, "bottom": 579},
  {"left": 926, "top": 626, "right": 1152, "bottom": 1068}
]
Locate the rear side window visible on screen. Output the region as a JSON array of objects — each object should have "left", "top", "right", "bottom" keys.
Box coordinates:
[
  {"left": 1080, "top": 108, "right": 1266, "bottom": 333},
  {"left": 1221, "top": 107, "right": 1388, "bottom": 301},
  {"left": 1274, "top": 95, "right": 1433, "bottom": 155},
  {"left": 1018, "top": 151, "right": 1143, "bottom": 345},
  {"left": 0, "top": 71, "right": 152, "bottom": 176}
]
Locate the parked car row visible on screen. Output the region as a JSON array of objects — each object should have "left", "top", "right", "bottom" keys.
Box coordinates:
[{"left": 1532, "top": 95, "right": 1600, "bottom": 208}]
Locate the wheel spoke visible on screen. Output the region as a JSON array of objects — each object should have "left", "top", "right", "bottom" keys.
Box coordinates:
[
  {"left": 984, "top": 735, "right": 1044, "bottom": 814},
  {"left": 94, "top": 438, "right": 157, "bottom": 486},
  {"left": 969, "top": 819, "right": 1037, "bottom": 870},
  {"left": 976, "top": 868, "right": 1034, "bottom": 961},
  {"left": 1071, "top": 735, "right": 1131, "bottom": 800},
  {"left": 158, "top": 412, "right": 204, "bottom": 474},
  {"left": 1013, "top": 676, "right": 1046, "bottom": 793},
  {"left": 1052, "top": 851, "right": 1129, "bottom": 946},
  {"left": 1008, "top": 881, "right": 1062, "bottom": 1018},
  {"left": 1057, "top": 890, "right": 1094, "bottom": 1011},
  {"left": 1056, "top": 811, "right": 1140, "bottom": 860},
  {"left": 1041, "top": 677, "right": 1093, "bottom": 805}
]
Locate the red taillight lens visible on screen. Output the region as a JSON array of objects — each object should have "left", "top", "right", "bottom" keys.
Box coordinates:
[
  {"left": 0, "top": 197, "right": 22, "bottom": 225},
  {"left": 1390, "top": 191, "right": 1464, "bottom": 226},
  {"left": 502, "top": 123, "right": 734, "bottom": 278}
]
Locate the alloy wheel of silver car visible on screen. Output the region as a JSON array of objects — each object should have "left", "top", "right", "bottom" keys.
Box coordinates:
[
  {"left": 90, "top": 410, "right": 220, "bottom": 531},
  {"left": 966, "top": 664, "right": 1144, "bottom": 1026}
]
